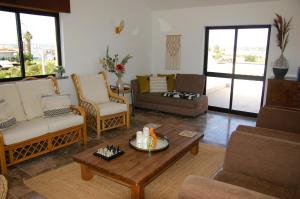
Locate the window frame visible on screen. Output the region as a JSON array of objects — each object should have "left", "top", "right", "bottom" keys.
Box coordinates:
[
  {"left": 203, "top": 25, "right": 272, "bottom": 117},
  {"left": 0, "top": 6, "right": 62, "bottom": 82}
]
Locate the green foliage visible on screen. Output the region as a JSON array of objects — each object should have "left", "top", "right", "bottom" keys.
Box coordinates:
[
  {"left": 53, "top": 65, "right": 66, "bottom": 75},
  {"left": 23, "top": 53, "right": 33, "bottom": 61},
  {"left": 45, "top": 62, "right": 56, "bottom": 74},
  {"left": 212, "top": 45, "right": 225, "bottom": 61},
  {"left": 5, "top": 53, "right": 33, "bottom": 62},
  {"left": 0, "top": 67, "right": 21, "bottom": 78},
  {"left": 245, "top": 55, "right": 257, "bottom": 62},
  {"left": 25, "top": 63, "right": 42, "bottom": 76},
  {"left": 121, "top": 54, "right": 133, "bottom": 65},
  {"left": 0, "top": 61, "right": 56, "bottom": 78}
]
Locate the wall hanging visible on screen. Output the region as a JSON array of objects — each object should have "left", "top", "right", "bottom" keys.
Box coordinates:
[
  {"left": 115, "top": 20, "right": 125, "bottom": 34},
  {"left": 165, "top": 35, "right": 181, "bottom": 70}
]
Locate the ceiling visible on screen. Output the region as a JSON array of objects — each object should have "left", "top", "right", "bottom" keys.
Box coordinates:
[{"left": 146, "top": 0, "right": 278, "bottom": 10}]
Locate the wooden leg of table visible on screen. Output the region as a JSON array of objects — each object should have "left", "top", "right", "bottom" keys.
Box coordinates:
[
  {"left": 81, "top": 165, "right": 93, "bottom": 181},
  {"left": 190, "top": 143, "right": 199, "bottom": 155},
  {"left": 131, "top": 184, "right": 144, "bottom": 199}
]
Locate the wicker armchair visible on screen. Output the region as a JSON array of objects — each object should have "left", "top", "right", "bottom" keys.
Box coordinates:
[{"left": 71, "top": 72, "right": 130, "bottom": 136}]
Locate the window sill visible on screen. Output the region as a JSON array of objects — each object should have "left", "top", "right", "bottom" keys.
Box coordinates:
[{"left": 56, "top": 76, "right": 69, "bottom": 80}]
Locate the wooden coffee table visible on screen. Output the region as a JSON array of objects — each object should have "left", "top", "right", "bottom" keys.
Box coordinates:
[{"left": 73, "top": 126, "right": 204, "bottom": 199}]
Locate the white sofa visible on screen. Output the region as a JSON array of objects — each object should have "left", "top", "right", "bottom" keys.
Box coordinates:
[{"left": 0, "top": 77, "right": 87, "bottom": 175}]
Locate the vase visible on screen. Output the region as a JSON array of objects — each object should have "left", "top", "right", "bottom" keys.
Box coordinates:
[
  {"left": 273, "top": 54, "right": 289, "bottom": 79},
  {"left": 116, "top": 76, "right": 124, "bottom": 90},
  {"left": 56, "top": 72, "right": 62, "bottom": 78}
]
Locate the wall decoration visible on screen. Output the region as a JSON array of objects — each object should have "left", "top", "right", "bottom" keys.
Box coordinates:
[
  {"left": 165, "top": 35, "right": 181, "bottom": 70},
  {"left": 272, "top": 13, "right": 293, "bottom": 79},
  {"left": 115, "top": 20, "right": 125, "bottom": 34}
]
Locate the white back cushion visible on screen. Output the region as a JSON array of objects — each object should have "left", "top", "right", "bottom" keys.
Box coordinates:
[
  {"left": 150, "top": 77, "right": 167, "bottom": 93},
  {"left": 79, "top": 74, "right": 110, "bottom": 104},
  {"left": 41, "top": 94, "right": 71, "bottom": 111},
  {"left": 0, "top": 84, "right": 27, "bottom": 121},
  {"left": 17, "top": 79, "right": 55, "bottom": 120}
]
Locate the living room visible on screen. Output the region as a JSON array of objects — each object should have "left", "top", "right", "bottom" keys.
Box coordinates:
[{"left": 0, "top": 0, "right": 299, "bottom": 198}]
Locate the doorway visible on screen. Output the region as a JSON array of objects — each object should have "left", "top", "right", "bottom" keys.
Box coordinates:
[{"left": 204, "top": 25, "right": 271, "bottom": 117}]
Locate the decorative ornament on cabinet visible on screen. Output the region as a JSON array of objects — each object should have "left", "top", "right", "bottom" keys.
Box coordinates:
[{"left": 272, "top": 14, "right": 293, "bottom": 79}]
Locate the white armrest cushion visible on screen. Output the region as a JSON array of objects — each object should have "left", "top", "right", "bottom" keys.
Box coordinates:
[{"left": 0, "top": 84, "right": 27, "bottom": 121}]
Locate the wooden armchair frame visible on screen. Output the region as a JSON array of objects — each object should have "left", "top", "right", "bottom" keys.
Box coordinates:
[
  {"left": 71, "top": 72, "right": 130, "bottom": 136},
  {"left": 0, "top": 76, "right": 87, "bottom": 175}
]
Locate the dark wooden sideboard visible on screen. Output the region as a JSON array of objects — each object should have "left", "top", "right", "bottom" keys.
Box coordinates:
[{"left": 266, "top": 79, "right": 300, "bottom": 109}]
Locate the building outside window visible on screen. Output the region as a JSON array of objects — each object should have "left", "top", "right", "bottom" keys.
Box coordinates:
[{"left": 0, "top": 7, "right": 61, "bottom": 81}]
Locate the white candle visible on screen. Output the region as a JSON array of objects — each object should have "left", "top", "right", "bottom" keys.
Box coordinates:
[
  {"left": 142, "top": 128, "right": 149, "bottom": 149},
  {"left": 136, "top": 131, "right": 143, "bottom": 145},
  {"left": 143, "top": 127, "right": 150, "bottom": 135}
]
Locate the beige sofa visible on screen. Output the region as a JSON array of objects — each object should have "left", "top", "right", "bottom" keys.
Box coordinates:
[
  {"left": 179, "top": 131, "right": 300, "bottom": 199},
  {"left": 0, "top": 77, "right": 87, "bottom": 175},
  {"left": 179, "top": 107, "right": 300, "bottom": 199}
]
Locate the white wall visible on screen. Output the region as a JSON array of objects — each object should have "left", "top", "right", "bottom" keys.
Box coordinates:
[
  {"left": 57, "top": 0, "right": 300, "bottom": 104},
  {"left": 58, "top": 0, "right": 152, "bottom": 103},
  {"left": 151, "top": 0, "right": 300, "bottom": 78}
]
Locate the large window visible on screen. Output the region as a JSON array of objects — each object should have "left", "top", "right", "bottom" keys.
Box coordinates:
[
  {"left": 0, "top": 7, "right": 61, "bottom": 81},
  {"left": 204, "top": 25, "right": 271, "bottom": 116}
]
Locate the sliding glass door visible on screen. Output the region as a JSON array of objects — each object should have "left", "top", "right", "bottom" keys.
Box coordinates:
[{"left": 204, "top": 25, "right": 271, "bottom": 116}]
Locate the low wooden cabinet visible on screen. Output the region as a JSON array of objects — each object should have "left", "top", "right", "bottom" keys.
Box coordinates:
[{"left": 266, "top": 79, "right": 300, "bottom": 109}]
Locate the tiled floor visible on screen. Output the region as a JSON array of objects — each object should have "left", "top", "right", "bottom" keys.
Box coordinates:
[{"left": 6, "top": 109, "right": 256, "bottom": 198}]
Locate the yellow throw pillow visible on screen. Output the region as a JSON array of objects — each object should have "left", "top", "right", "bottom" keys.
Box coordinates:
[
  {"left": 158, "top": 74, "right": 176, "bottom": 91},
  {"left": 136, "top": 75, "right": 151, "bottom": 93}
]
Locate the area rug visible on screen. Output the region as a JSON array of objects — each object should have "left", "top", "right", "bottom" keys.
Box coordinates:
[{"left": 24, "top": 143, "right": 225, "bottom": 199}]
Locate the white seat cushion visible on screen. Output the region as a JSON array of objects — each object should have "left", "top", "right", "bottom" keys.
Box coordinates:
[
  {"left": 2, "top": 118, "right": 49, "bottom": 145},
  {"left": 98, "top": 102, "right": 127, "bottom": 116},
  {"left": 0, "top": 84, "right": 27, "bottom": 121},
  {"left": 45, "top": 113, "right": 84, "bottom": 132},
  {"left": 78, "top": 74, "right": 110, "bottom": 104},
  {"left": 17, "top": 79, "right": 55, "bottom": 120},
  {"left": 2, "top": 113, "right": 84, "bottom": 145}
]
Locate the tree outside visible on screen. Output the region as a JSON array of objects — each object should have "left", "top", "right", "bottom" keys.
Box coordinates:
[{"left": 0, "top": 30, "right": 56, "bottom": 78}]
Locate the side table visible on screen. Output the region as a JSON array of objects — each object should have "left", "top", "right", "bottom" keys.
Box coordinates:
[{"left": 110, "top": 85, "right": 135, "bottom": 116}]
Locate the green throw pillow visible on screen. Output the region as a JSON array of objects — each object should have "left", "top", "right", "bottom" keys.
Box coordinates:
[
  {"left": 136, "top": 75, "right": 151, "bottom": 93},
  {"left": 158, "top": 74, "right": 176, "bottom": 91}
]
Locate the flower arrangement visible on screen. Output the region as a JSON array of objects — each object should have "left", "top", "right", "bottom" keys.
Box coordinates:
[
  {"left": 272, "top": 14, "right": 293, "bottom": 79},
  {"left": 100, "top": 46, "right": 133, "bottom": 78},
  {"left": 273, "top": 14, "right": 293, "bottom": 55}
]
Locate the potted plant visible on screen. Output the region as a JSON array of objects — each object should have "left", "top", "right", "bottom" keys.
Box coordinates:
[
  {"left": 272, "top": 14, "right": 293, "bottom": 79},
  {"left": 100, "top": 46, "right": 133, "bottom": 89},
  {"left": 54, "top": 65, "right": 66, "bottom": 78}
]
